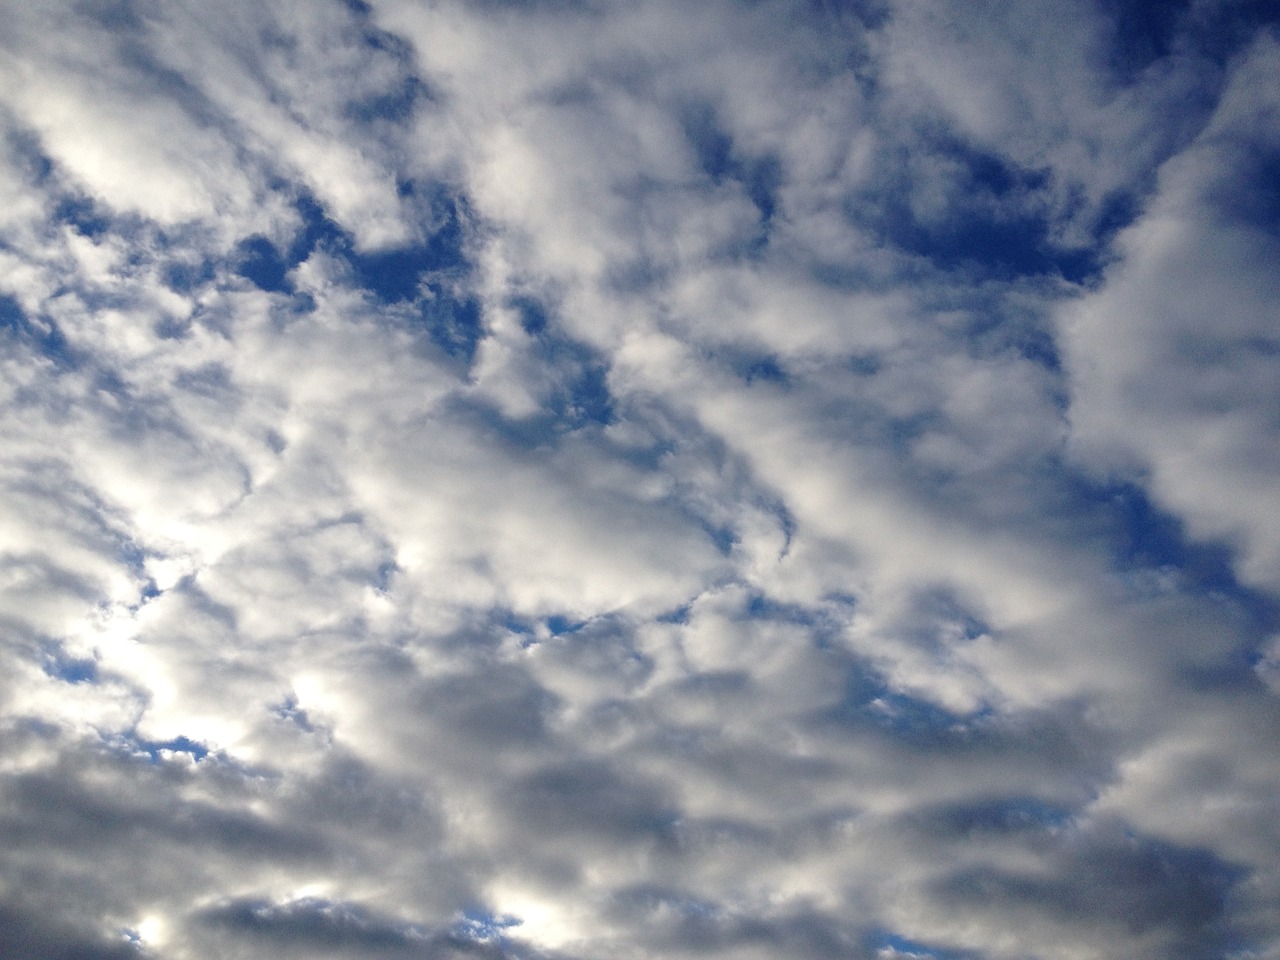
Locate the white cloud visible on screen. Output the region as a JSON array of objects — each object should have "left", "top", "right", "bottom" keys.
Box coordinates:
[
  {"left": 1061, "top": 34, "right": 1280, "bottom": 589},
  {"left": 0, "top": 1, "right": 1276, "bottom": 959}
]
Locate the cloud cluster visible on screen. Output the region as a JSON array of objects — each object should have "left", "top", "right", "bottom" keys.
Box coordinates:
[{"left": 1, "top": 1, "right": 1278, "bottom": 958}]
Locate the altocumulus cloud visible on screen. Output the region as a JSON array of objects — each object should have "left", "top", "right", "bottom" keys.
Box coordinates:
[{"left": 1, "top": 0, "right": 1278, "bottom": 958}]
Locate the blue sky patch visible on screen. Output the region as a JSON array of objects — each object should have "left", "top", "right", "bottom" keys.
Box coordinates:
[
  {"left": 868, "top": 931, "right": 976, "bottom": 960},
  {"left": 54, "top": 194, "right": 111, "bottom": 239},
  {"left": 682, "top": 103, "right": 781, "bottom": 224},
  {"left": 1079, "top": 476, "right": 1268, "bottom": 609},
  {"left": 454, "top": 909, "right": 522, "bottom": 942},
  {"left": 43, "top": 647, "right": 98, "bottom": 684},
  {"left": 1105, "top": 0, "right": 1193, "bottom": 82},
  {"left": 234, "top": 236, "right": 292, "bottom": 293},
  {"left": 0, "top": 294, "right": 77, "bottom": 369},
  {"left": 120, "top": 734, "right": 210, "bottom": 765},
  {"left": 545, "top": 614, "right": 588, "bottom": 636},
  {"left": 851, "top": 132, "right": 1113, "bottom": 282}
]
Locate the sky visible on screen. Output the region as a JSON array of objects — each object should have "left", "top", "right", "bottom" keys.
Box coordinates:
[{"left": 1, "top": 0, "right": 1278, "bottom": 958}]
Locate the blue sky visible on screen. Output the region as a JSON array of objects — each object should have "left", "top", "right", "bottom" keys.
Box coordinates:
[{"left": 1, "top": 1, "right": 1278, "bottom": 958}]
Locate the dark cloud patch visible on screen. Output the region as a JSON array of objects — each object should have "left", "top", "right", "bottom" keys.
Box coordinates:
[
  {"left": 505, "top": 759, "right": 679, "bottom": 845},
  {"left": 932, "top": 825, "right": 1246, "bottom": 959},
  {"left": 917, "top": 282, "right": 1068, "bottom": 379},
  {"left": 1, "top": 118, "right": 55, "bottom": 184},
  {"left": 643, "top": 726, "right": 842, "bottom": 803},
  {"left": 172, "top": 361, "right": 236, "bottom": 402},
  {"left": 0, "top": 552, "right": 101, "bottom": 609},
  {"left": 412, "top": 664, "right": 558, "bottom": 754},
  {"left": 162, "top": 573, "right": 241, "bottom": 631},
  {"left": 338, "top": 0, "right": 428, "bottom": 117},
  {"left": 75, "top": 0, "right": 143, "bottom": 32},
  {"left": 0, "top": 902, "right": 140, "bottom": 960},
  {"left": 354, "top": 237, "right": 459, "bottom": 303},
  {"left": 854, "top": 685, "right": 990, "bottom": 738},
  {"left": 671, "top": 814, "right": 777, "bottom": 852},
  {"left": 0, "top": 762, "right": 325, "bottom": 862},
  {"left": 280, "top": 752, "right": 439, "bottom": 839},
  {"left": 0, "top": 291, "right": 30, "bottom": 327},
  {"left": 542, "top": 613, "right": 586, "bottom": 637},
  {"left": 906, "top": 795, "right": 1075, "bottom": 841},
  {"left": 605, "top": 887, "right": 866, "bottom": 959},
  {"left": 272, "top": 695, "right": 320, "bottom": 732},
  {"left": 457, "top": 296, "right": 618, "bottom": 435},
  {"left": 1009, "top": 322, "right": 1063, "bottom": 373},
  {"left": 286, "top": 193, "right": 348, "bottom": 266},
  {"left": 440, "top": 0, "right": 599, "bottom": 13},
  {"left": 286, "top": 191, "right": 469, "bottom": 302},
  {"left": 198, "top": 896, "right": 509, "bottom": 959},
  {"left": 739, "top": 591, "right": 830, "bottom": 630}
]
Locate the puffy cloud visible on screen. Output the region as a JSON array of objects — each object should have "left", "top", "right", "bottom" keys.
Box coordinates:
[{"left": 1, "top": 1, "right": 1277, "bottom": 959}]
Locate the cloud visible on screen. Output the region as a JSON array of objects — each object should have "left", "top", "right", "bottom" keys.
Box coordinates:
[
  {"left": 1061, "top": 32, "right": 1280, "bottom": 588},
  {"left": 1, "top": 1, "right": 1278, "bottom": 959}
]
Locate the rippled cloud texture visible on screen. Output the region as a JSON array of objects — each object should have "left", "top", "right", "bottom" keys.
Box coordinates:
[{"left": 2, "top": 1, "right": 1279, "bottom": 958}]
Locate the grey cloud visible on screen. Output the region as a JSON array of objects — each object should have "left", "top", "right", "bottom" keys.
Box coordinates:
[
  {"left": 503, "top": 758, "right": 679, "bottom": 846},
  {"left": 0, "top": 902, "right": 141, "bottom": 960},
  {"left": 411, "top": 663, "right": 559, "bottom": 756},
  {"left": 601, "top": 886, "right": 869, "bottom": 960},
  {"left": 0, "top": 766, "right": 324, "bottom": 863},
  {"left": 196, "top": 897, "right": 512, "bottom": 959},
  {"left": 931, "top": 823, "right": 1244, "bottom": 960}
]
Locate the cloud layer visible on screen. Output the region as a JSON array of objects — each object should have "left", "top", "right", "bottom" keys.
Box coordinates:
[{"left": 2, "top": 1, "right": 1278, "bottom": 958}]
